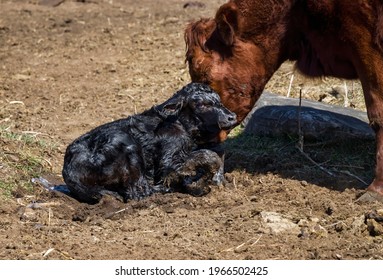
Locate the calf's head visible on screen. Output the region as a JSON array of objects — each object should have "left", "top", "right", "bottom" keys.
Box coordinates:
[
  {"left": 155, "top": 83, "right": 237, "bottom": 144},
  {"left": 185, "top": 1, "right": 284, "bottom": 122}
]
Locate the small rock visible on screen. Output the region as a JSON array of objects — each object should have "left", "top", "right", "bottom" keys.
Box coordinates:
[
  {"left": 366, "top": 209, "right": 383, "bottom": 222},
  {"left": 298, "top": 228, "right": 310, "bottom": 239},
  {"left": 183, "top": 2, "right": 205, "bottom": 9},
  {"left": 334, "top": 253, "right": 343, "bottom": 260},
  {"left": 162, "top": 206, "right": 175, "bottom": 213},
  {"left": 323, "top": 200, "right": 336, "bottom": 215},
  {"left": 164, "top": 17, "right": 179, "bottom": 24},
  {"left": 5, "top": 244, "right": 17, "bottom": 250},
  {"left": 0, "top": 26, "right": 10, "bottom": 33},
  {"left": 351, "top": 215, "right": 367, "bottom": 234},
  {"left": 310, "top": 217, "right": 320, "bottom": 223},
  {"left": 260, "top": 211, "right": 300, "bottom": 235},
  {"left": 92, "top": 236, "right": 100, "bottom": 244},
  {"left": 310, "top": 224, "right": 328, "bottom": 238},
  {"left": 13, "top": 74, "right": 30, "bottom": 81},
  {"left": 19, "top": 207, "right": 37, "bottom": 222},
  {"left": 334, "top": 223, "right": 345, "bottom": 232},
  {"left": 39, "top": 0, "right": 65, "bottom": 7},
  {"left": 319, "top": 93, "right": 337, "bottom": 103},
  {"left": 297, "top": 218, "right": 309, "bottom": 227},
  {"left": 330, "top": 86, "right": 347, "bottom": 99},
  {"left": 249, "top": 196, "right": 257, "bottom": 202},
  {"left": 298, "top": 217, "right": 327, "bottom": 238},
  {"left": 34, "top": 223, "right": 44, "bottom": 230},
  {"left": 367, "top": 219, "right": 383, "bottom": 236},
  {"left": 300, "top": 180, "right": 308, "bottom": 187}
]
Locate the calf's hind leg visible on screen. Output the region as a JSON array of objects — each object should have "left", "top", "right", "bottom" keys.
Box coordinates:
[
  {"left": 63, "top": 140, "right": 155, "bottom": 204},
  {"left": 108, "top": 144, "right": 156, "bottom": 202}
]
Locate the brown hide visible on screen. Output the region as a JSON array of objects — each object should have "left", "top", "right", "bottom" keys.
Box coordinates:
[{"left": 185, "top": 0, "right": 383, "bottom": 196}]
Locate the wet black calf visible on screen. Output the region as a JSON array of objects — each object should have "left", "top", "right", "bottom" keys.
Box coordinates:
[{"left": 62, "top": 83, "right": 237, "bottom": 204}]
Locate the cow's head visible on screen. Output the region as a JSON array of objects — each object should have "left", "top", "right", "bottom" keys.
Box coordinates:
[{"left": 185, "top": 2, "right": 282, "bottom": 123}]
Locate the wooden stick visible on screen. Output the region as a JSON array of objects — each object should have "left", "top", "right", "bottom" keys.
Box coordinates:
[
  {"left": 335, "top": 170, "right": 368, "bottom": 185},
  {"left": 297, "top": 147, "right": 335, "bottom": 176},
  {"left": 297, "top": 88, "right": 304, "bottom": 151},
  {"left": 296, "top": 90, "right": 334, "bottom": 176},
  {"left": 343, "top": 80, "right": 348, "bottom": 107},
  {"left": 287, "top": 74, "right": 294, "bottom": 97}
]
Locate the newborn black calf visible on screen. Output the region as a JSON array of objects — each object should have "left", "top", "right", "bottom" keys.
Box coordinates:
[{"left": 62, "top": 83, "right": 237, "bottom": 204}]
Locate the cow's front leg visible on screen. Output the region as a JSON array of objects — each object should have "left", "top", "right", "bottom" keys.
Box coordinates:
[
  {"left": 358, "top": 84, "right": 383, "bottom": 202},
  {"left": 364, "top": 123, "right": 383, "bottom": 202}
]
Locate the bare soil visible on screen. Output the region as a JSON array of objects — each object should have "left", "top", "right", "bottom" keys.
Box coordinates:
[{"left": 1, "top": 0, "right": 383, "bottom": 260}]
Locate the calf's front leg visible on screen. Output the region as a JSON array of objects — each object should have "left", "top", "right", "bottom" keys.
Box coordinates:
[{"left": 164, "top": 149, "right": 223, "bottom": 196}]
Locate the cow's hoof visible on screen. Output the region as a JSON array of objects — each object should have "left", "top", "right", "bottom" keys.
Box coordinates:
[{"left": 356, "top": 191, "right": 383, "bottom": 203}]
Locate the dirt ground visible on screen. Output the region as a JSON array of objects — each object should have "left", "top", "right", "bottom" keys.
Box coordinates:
[{"left": 1, "top": 0, "right": 383, "bottom": 260}]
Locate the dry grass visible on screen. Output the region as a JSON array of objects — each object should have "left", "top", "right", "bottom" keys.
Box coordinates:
[{"left": 0, "top": 126, "right": 57, "bottom": 198}]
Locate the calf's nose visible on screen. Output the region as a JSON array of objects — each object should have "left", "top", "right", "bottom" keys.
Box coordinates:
[{"left": 228, "top": 114, "right": 236, "bottom": 122}]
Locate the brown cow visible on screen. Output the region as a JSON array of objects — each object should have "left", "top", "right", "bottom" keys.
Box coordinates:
[{"left": 184, "top": 0, "right": 383, "bottom": 201}]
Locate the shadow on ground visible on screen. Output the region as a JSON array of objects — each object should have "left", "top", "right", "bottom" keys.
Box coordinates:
[{"left": 223, "top": 129, "right": 375, "bottom": 193}]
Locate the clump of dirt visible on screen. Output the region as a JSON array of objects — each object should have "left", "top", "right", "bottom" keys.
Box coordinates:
[{"left": 0, "top": 0, "right": 382, "bottom": 260}]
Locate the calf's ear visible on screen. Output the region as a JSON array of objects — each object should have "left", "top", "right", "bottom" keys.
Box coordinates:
[
  {"left": 215, "top": 2, "right": 239, "bottom": 46},
  {"left": 155, "top": 99, "right": 183, "bottom": 118}
]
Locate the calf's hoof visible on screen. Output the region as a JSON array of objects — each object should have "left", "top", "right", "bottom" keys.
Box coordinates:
[
  {"left": 212, "top": 172, "right": 225, "bottom": 186},
  {"left": 184, "top": 182, "right": 211, "bottom": 196}
]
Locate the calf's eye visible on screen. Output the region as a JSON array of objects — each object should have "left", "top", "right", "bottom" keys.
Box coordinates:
[{"left": 203, "top": 102, "right": 212, "bottom": 107}]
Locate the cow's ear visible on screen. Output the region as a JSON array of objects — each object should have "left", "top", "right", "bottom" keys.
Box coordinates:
[{"left": 215, "top": 2, "right": 239, "bottom": 46}]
